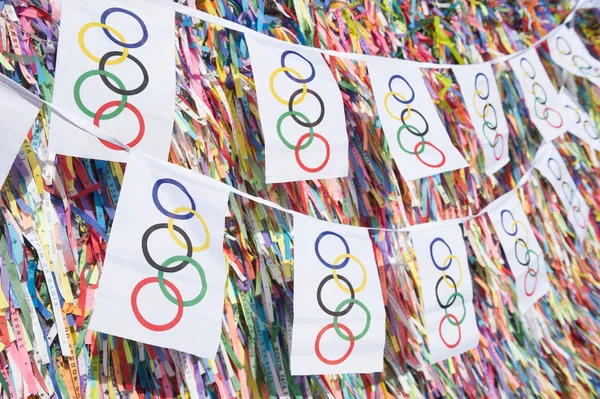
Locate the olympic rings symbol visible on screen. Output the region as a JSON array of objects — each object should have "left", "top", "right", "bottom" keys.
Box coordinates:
[
  {"left": 429, "top": 238, "right": 465, "bottom": 349},
  {"left": 313, "top": 231, "right": 370, "bottom": 365},
  {"left": 519, "top": 58, "right": 564, "bottom": 129},
  {"left": 546, "top": 157, "right": 587, "bottom": 229},
  {"left": 384, "top": 75, "right": 446, "bottom": 168},
  {"left": 472, "top": 73, "right": 505, "bottom": 160},
  {"left": 270, "top": 51, "right": 329, "bottom": 173},
  {"left": 564, "top": 105, "right": 600, "bottom": 140},
  {"left": 555, "top": 36, "right": 600, "bottom": 79},
  {"left": 499, "top": 210, "right": 541, "bottom": 296},
  {"left": 75, "top": 7, "right": 149, "bottom": 150},
  {"left": 131, "top": 178, "right": 209, "bottom": 331}
]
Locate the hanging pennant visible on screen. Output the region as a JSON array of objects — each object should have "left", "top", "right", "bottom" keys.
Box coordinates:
[
  {"left": 366, "top": 58, "right": 468, "bottom": 180},
  {"left": 534, "top": 143, "right": 590, "bottom": 242},
  {"left": 487, "top": 192, "right": 550, "bottom": 312},
  {"left": 509, "top": 48, "right": 577, "bottom": 142},
  {"left": 0, "top": 82, "right": 41, "bottom": 185},
  {"left": 89, "top": 152, "right": 230, "bottom": 358},
  {"left": 245, "top": 35, "right": 349, "bottom": 183},
  {"left": 548, "top": 26, "right": 600, "bottom": 87},
  {"left": 410, "top": 223, "right": 480, "bottom": 363},
  {"left": 559, "top": 87, "right": 600, "bottom": 150},
  {"left": 49, "top": 0, "right": 175, "bottom": 162},
  {"left": 453, "top": 64, "right": 510, "bottom": 175},
  {"left": 290, "top": 215, "right": 385, "bottom": 375}
]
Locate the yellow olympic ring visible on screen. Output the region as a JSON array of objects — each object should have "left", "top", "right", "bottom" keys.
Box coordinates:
[
  {"left": 331, "top": 254, "right": 367, "bottom": 293},
  {"left": 524, "top": 73, "right": 536, "bottom": 94},
  {"left": 472, "top": 90, "right": 491, "bottom": 118},
  {"left": 511, "top": 220, "right": 530, "bottom": 246},
  {"left": 269, "top": 67, "right": 307, "bottom": 106},
  {"left": 440, "top": 254, "right": 463, "bottom": 288},
  {"left": 167, "top": 206, "right": 210, "bottom": 252},
  {"left": 78, "top": 22, "right": 129, "bottom": 65},
  {"left": 384, "top": 91, "right": 412, "bottom": 121}
]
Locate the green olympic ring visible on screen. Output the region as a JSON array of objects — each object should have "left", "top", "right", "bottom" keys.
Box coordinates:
[
  {"left": 333, "top": 298, "right": 371, "bottom": 341},
  {"left": 74, "top": 70, "right": 127, "bottom": 120},
  {"left": 157, "top": 255, "right": 207, "bottom": 306},
  {"left": 397, "top": 124, "right": 425, "bottom": 154},
  {"left": 444, "top": 292, "right": 466, "bottom": 326},
  {"left": 276, "top": 110, "right": 315, "bottom": 150}
]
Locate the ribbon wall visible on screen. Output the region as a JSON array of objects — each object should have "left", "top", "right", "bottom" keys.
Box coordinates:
[{"left": 0, "top": 0, "right": 599, "bottom": 398}]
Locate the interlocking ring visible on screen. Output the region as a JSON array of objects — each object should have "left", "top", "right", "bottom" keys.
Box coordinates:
[
  {"left": 132, "top": 178, "right": 210, "bottom": 331},
  {"left": 75, "top": 7, "right": 149, "bottom": 151},
  {"left": 314, "top": 230, "right": 370, "bottom": 365},
  {"left": 555, "top": 35, "right": 600, "bottom": 79},
  {"left": 472, "top": 72, "right": 506, "bottom": 160},
  {"left": 567, "top": 104, "right": 600, "bottom": 140},
  {"left": 499, "top": 209, "right": 542, "bottom": 297},
  {"left": 384, "top": 75, "right": 447, "bottom": 168},
  {"left": 519, "top": 56, "right": 564, "bottom": 129},
  {"left": 430, "top": 237, "right": 466, "bottom": 348},
  {"left": 270, "top": 51, "right": 329, "bottom": 173}
]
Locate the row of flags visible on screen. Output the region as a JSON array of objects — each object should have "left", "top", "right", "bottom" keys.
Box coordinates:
[
  {"left": 0, "top": 0, "right": 595, "bottom": 375},
  {"left": 34, "top": 0, "right": 600, "bottom": 184}
]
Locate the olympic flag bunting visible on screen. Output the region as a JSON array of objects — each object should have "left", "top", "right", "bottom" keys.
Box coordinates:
[
  {"left": 453, "top": 64, "right": 510, "bottom": 175},
  {"left": 290, "top": 215, "right": 385, "bottom": 375},
  {"left": 559, "top": 88, "right": 600, "bottom": 150},
  {"left": 534, "top": 144, "right": 590, "bottom": 243},
  {"left": 245, "top": 35, "right": 349, "bottom": 183},
  {"left": 410, "top": 224, "right": 480, "bottom": 363},
  {"left": 0, "top": 82, "right": 41, "bottom": 185},
  {"left": 509, "top": 48, "right": 576, "bottom": 142},
  {"left": 49, "top": 0, "right": 175, "bottom": 162},
  {"left": 367, "top": 58, "right": 468, "bottom": 180},
  {"left": 487, "top": 192, "right": 550, "bottom": 312},
  {"left": 548, "top": 26, "right": 600, "bottom": 87},
  {"left": 89, "top": 152, "right": 230, "bottom": 358}
]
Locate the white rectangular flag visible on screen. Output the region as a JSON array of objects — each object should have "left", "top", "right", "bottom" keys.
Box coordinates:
[
  {"left": 49, "top": 0, "right": 175, "bottom": 162},
  {"left": 0, "top": 82, "right": 41, "bottom": 184},
  {"left": 509, "top": 48, "right": 576, "bottom": 141},
  {"left": 534, "top": 144, "right": 589, "bottom": 242},
  {"left": 410, "top": 223, "right": 480, "bottom": 363},
  {"left": 290, "top": 215, "right": 385, "bottom": 375},
  {"left": 548, "top": 26, "right": 600, "bottom": 87},
  {"left": 367, "top": 58, "right": 468, "bottom": 180},
  {"left": 246, "top": 36, "right": 349, "bottom": 183},
  {"left": 453, "top": 63, "right": 510, "bottom": 175},
  {"left": 559, "top": 88, "right": 600, "bottom": 150},
  {"left": 90, "top": 152, "right": 230, "bottom": 358},
  {"left": 486, "top": 192, "right": 550, "bottom": 312}
]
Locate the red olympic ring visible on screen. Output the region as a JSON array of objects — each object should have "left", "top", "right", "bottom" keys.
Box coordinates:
[
  {"left": 492, "top": 133, "right": 504, "bottom": 161},
  {"left": 524, "top": 268, "right": 538, "bottom": 297},
  {"left": 413, "top": 141, "right": 446, "bottom": 168},
  {"left": 95, "top": 100, "right": 146, "bottom": 150},
  {"left": 438, "top": 314, "right": 462, "bottom": 349},
  {"left": 295, "top": 133, "right": 330, "bottom": 173},
  {"left": 314, "top": 323, "right": 355, "bottom": 365},
  {"left": 131, "top": 277, "right": 184, "bottom": 331},
  {"left": 542, "top": 108, "right": 564, "bottom": 129}
]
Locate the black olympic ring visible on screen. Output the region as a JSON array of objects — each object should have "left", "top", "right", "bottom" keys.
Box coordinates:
[
  {"left": 572, "top": 55, "right": 592, "bottom": 72},
  {"left": 532, "top": 83, "right": 547, "bottom": 104},
  {"left": 482, "top": 104, "right": 498, "bottom": 129},
  {"left": 316, "top": 275, "right": 355, "bottom": 316},
  {"left": 435, "top": 275, "right": 458, "bottom": 309},
  {"left": 514, "top": 238, "right": 531, "bottom": 266},
  {"left": 99, "top": 51, "right": 149, "bottom": 96},
  {"left": 288, "top": 88, "right": 325, "bottom": 128},
  {"left": 474, "top": 73, "right": 490, "bottom": 100},
  {"left": 280, "top": 50, "right": 315, "bottom": 84},
  {"left": 142, "top": 223, "right": 192, "bottom": 272},
  {"left": 520, "top": 58, "right": 536, "bottom": 79},
  {"left": 400, "top": 108, "right": 429, "bottom": 136}
]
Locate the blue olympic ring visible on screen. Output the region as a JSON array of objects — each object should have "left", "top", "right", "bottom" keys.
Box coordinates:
[
  {"left": 314, "top": 231, "right": 350, "bottom": 269},
  {"left": 280, "top": 50, "right": 316, "bottom": 84},
  {"left": 100, "top": 7, "right": 148, "bottom": 49},
  {"left": 429, "top": 237, "right": 453, "bottom": 271},
  {"left": 152, "top": 178, "right": 196, "bottom": 220}
]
